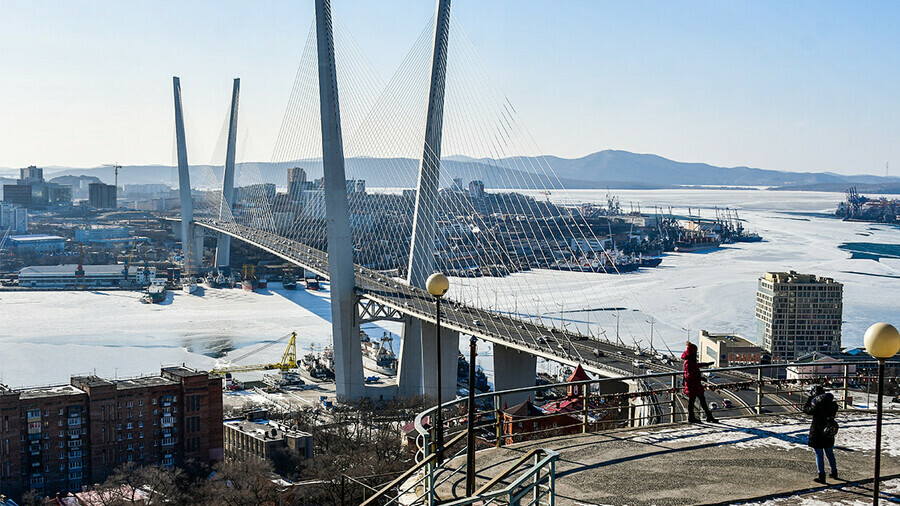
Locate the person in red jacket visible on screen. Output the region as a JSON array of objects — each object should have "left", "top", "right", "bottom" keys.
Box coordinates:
[{"left": 682, "top": 342, "right": 717, "bottom": 423}]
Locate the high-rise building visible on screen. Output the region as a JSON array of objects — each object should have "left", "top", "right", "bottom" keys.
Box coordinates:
[
  {"left": 755, "top": 271, "right": 843, "bottom": 362},
  {"left": 0, "top": 366, "right": 222, "bottom": 499},
  {"left": 2, "top": 184, "right": 33, "bottom": 207},
  {"left": 88, "top": 183, "right": 117, "bottom": 209},
  {"left": 468, "top": 180, "right": 485, "bottom": 200},
  {"left": 19, "top": 166, "right": 43, "bottom": 183},
  {"left": 2, "top": 167, "right": 72, "bottom": 209},
  {"left": 0, "top": 203, "right": 27, "bottom": 234},
  {"left": 287, "top": 167, "right": 307, "bottom": 203}
]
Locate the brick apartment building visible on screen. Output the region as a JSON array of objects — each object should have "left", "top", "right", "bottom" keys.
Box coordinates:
[{"left": 0, "top": 366, "right": 222, "bottom": 499}]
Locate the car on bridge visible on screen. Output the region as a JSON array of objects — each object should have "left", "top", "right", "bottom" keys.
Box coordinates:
[{"left": 723, "top": 399, "right": 733, "bottom": 408}]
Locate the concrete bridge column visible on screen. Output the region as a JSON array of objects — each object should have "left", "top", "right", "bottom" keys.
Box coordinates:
[
  {"left": 398, "top": 317, "right": 424, "bottom": 397},
  {"left": 421, "top": 320, "right": 459, "bottom": 404},
  {"left": 493, "top": 344, "right": 537, "bottom": 407},
  {"left": 190, "top": 225, "right": 204, "bottom": 272}
]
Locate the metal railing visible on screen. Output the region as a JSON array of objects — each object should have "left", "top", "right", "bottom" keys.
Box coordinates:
[
  {"left": 363, "top": 360, "right": 891, "bottom": 505},
  {"left": 442, "top": 449, "right": 559, "bottom": 506}
]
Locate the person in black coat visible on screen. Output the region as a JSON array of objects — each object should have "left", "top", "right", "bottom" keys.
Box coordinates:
[{"left": 802, "top": 385, "right": 839, "bottom": 484}]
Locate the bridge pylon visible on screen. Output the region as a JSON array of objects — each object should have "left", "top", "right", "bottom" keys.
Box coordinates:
[
  {"left": 172, "top": 77, "right": 202, "bottom": 274},
  {"left": 399, "top": 0, "right": 457, "bottom": 401},
  {"left": 315, "top": 0, "right": 366, "bottom": 399},
  {"left": 214, "top": 78, "right": 240, "bottom": 268}
]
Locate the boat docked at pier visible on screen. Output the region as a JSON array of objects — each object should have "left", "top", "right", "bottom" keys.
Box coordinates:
[
  {"left": 673, "top": 235, "right": 721, "bottom": 252},
  {"left": 141, "top": 282, "right": 166, "bottom": 304},
  {"left": 182, "top": 277, "right": 197, "bottom": 294},
  {"left": 550, "top": 249, "right": 639, "bottom": 273},
  {"left": 360, "top": 331, "right": 398, "bottom": 376}
]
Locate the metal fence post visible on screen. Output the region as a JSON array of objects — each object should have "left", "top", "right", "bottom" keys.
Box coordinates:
[
  {"left": 670, "top": 374, "right": 678, "bottom": 423},
  {"left": 582, "top": 386, "right": 589, "bottom": 433},
  {"left": 495, "top": 393, "right": 503, "bottom": 448},
  {"left": 842, "top": 364, "right": 850, "bottom": 409},
  {"left": 756, "top": 367, "right": 764, "bottom": 414}
]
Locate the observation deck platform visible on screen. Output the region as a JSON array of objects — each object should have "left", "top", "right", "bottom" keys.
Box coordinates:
[{"left": 440, "top": 411, "right": 900, "bottom": 505}]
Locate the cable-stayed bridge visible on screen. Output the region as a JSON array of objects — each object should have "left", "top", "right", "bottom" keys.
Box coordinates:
[{"left": 169, "top": 0, "right": 669, "bottom": 400}]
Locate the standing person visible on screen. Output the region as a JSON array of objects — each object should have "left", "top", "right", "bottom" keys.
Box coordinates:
[
  {"left": 682, "top": 342, "right": 717, "bottom": 423},
  {"left": 803, "top": 385, "right": 839, "bottom": 484}
]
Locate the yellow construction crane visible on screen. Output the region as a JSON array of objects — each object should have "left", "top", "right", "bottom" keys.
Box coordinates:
[{"left": 212, "top": 332, "right": 298, "bottom": 374}]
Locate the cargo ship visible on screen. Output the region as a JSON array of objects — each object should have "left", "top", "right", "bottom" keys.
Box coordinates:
[
  {"left": 673, "top": 236, "right": 721, "bottom": 253},
  {"left": 241, "top": 265, "right": 259, "bottom": 292},
  {"left": 457, "top": 353, "right": 490, "bottom": 392},
  {"left": 550, "top": 250, "right": 638, "bottom": 273},
  {"left": 360, "top": 331, "right": 398, "bottom": 376},
  {"left": 141, "top": 283, "right": 166, "bottom": 304}
]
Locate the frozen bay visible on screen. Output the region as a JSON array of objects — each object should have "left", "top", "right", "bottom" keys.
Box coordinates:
[{"left": 0, "top": 189, "right": 897, "bottom": 386}]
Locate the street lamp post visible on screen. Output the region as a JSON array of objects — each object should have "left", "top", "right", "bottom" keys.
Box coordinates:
[
  {"left": 426, "top": 272, "right": 450, "bottom": 464},
  {"left": 466, "top": 334, "right": 477, "bottom": 495},
  {"left": 863, "top": 322, "right": 900, "bottom": 506}
]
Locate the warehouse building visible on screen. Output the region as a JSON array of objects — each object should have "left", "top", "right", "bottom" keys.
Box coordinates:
[{"left": 7, "top": 234, "right": 65, "bottom": 254}]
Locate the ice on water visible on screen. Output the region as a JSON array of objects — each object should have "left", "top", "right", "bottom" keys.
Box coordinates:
[{"left": 0, "top": 190, "right": 896, "bottom": 386}]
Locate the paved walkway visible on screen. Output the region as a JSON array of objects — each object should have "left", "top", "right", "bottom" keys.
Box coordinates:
[{"left": 439, "top": 412, "right": 900, "bottom": 505}]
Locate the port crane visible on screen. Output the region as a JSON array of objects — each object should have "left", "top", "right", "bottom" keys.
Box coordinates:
[{"left": 211, "top": 332, "right": 298, "bottom": 374}]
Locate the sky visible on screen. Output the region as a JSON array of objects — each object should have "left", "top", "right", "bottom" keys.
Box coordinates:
[{"left": 1, "top": 0, "right": 899, "bottom": 176}]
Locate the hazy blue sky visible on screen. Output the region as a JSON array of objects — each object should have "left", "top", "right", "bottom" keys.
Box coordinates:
[{"left": 1, "top": 1, "right": 898, "bottom": 175}]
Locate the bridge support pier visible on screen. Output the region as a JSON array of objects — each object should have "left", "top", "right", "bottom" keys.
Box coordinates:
[
  {"left": 421, "top": 321, "right": 458, "bottom": 404},
  {"left": 398, "top": 317, "right": 424, "bottom": 397},
  {"left": 493, "top": 344, "right": 537, "bottom": 407}
]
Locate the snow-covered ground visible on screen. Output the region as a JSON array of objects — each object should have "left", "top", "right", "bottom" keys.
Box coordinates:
[{"left": 0, "top": 189, "right": 896, "bottom": 387}]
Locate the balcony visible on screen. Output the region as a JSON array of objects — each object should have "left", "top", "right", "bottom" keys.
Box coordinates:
[
  {"left": 160, "top": 416, "right": 175, "bottom": 427},
  {"left": 67, "top": 417, "right": 81, "bottom": 427}
]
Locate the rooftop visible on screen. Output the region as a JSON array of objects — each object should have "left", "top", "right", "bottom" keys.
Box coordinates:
[
  {"left": 763, "top": 270, "right": 840, "bottom": 285},
  {"left": 224, "top": 418, "right": 311, "bottom": 442},
  {"left": 439, "top": 411, "right": 900, "bottom": 505},
  {"left": 19, "top": 264, "right": 136, "bottom": 276},
  {"left": 115, "top": 376, "right": 178, "bottom": 390},
  {"left": 8, "top": 234, "right": 65, "bottom": 242},
  {"left": 19, "top": 384, "right": 86, "bottom": 400},
  {"left": 161, "top": 365, "right": 209, "bottom": 379}
]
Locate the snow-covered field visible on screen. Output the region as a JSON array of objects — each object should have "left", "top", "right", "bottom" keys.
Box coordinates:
[{"left": 0, "top": 189, "right": 896, "bottom": 387}]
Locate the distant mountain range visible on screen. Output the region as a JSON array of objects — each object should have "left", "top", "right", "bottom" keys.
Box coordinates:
[{"left": 2, "top": 150, "right": 896, "bottom": 191}]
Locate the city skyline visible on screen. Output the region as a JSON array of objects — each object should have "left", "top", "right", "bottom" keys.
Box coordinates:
[{"left": 1, "top": 1, "right": 899, "bottom": 176}]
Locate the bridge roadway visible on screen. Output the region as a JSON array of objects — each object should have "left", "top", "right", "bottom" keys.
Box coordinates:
[
  {"left": 192, "top": 218, "right": 798, "bottom": 414},
  {"left": 194, "top": 219, "right": 644, "bottom": 378}
]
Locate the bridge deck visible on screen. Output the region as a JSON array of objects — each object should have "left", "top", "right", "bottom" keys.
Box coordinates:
[
  {"left": 436, "top": 411, "right": 900, "bottom": 505},
  {"left": 193, "top": 218, "right": 664, "bottom": 377}
]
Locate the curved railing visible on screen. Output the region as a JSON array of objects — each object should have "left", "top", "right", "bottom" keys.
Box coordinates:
[{"left": 365, "top": 360, "right": 887, "bottom": 505}]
